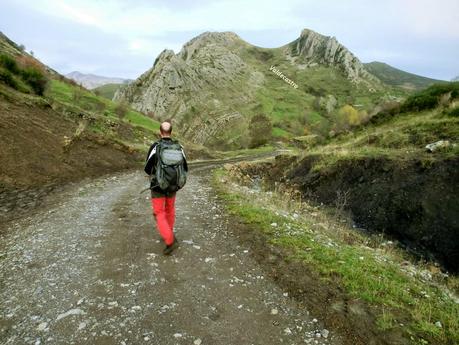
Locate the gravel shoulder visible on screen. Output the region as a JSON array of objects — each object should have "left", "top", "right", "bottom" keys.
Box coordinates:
[{"left": 0, "top": 167, "right": 338, "bottom": 345}]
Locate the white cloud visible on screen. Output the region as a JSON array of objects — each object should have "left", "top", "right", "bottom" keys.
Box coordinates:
[
  {"left": 401, "top": 0, "right": 459, "bottom": 38},
  {"left": 4, "top": 0, "right": 458, "bottom": 79},
  {"left": 127, "top": 38, "right": 181, "bottom": 56},
  {"left": 15, "top": 0, "right": 306, "bottom": 36}
]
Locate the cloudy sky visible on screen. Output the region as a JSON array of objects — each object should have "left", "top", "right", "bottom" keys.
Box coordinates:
[{"left": 1, "top": 0, "right": 458, "bottom": 80}]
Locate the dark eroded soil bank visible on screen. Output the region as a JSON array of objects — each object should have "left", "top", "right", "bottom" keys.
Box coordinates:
[{"left": 235, "top": 155, "right": 459, "bottom": 272}]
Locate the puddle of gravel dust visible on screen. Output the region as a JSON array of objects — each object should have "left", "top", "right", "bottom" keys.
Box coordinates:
[{"left": 1, "top": 167, "right": 337, "bottom": 345}]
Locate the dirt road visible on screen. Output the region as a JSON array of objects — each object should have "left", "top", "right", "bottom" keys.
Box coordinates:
[{"left": 0, "top": 164, "right": 337, "bottom": 344}]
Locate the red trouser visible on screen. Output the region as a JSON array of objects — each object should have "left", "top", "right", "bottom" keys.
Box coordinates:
[{"left": 151, "top": 195, "right": 176, "bottom": 245}]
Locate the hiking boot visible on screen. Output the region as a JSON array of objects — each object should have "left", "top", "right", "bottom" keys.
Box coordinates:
[{"left": 163, "top": 238, "right": 179, "bottom": 255}]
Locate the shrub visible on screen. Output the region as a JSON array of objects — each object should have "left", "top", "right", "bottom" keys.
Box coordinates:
[
  {"left": 0, "top": 69, "right": 18, "bottom": 89},
  {"left": 446, "top": 107, "right": 459, "bottom": 117},
  {"left": 401, "top": 82, "right": 459, "bottom": 112},
  {"left": 21, "top": 67, "right": 48, "bottom": 95},
  {"left": 16, "top": 54, "right": 43, "bottom": 71},
  {"left": 0, "top": 54, "right": 19, "bottom": 74},
  {"left": 369, "top": 101, "right": 401, "bottom": 125}
]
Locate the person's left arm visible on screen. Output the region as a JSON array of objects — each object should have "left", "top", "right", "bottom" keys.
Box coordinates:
[
  {"left": 144, "top": 142, "right": 158, "bottom": 175},
  {"left": 181, "top": 145, "right": 188, "bottom": 172}
]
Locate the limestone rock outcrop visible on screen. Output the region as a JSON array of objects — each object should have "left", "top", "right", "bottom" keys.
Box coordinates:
[{"left": 288, "top": 29, "right": 377, "bottom": 83}]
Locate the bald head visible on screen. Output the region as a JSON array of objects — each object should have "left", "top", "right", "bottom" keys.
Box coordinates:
[{"left": 160, "top": 121, "right": 172, "bottom": 137}]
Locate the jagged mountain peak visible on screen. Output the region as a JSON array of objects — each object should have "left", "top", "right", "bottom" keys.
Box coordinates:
[
  {"left": 184, "top": 31, "right": 243, "bottom": 46},
  {"left": 177, "top": 31, "right": 244, "bottom": 62},
  {"left": 288, "top": 28, "right": 375, "bottom": 83}
]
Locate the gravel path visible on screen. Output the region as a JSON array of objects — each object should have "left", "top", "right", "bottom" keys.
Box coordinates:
[{"left": 0, "top": 167, "right": 338, "bottom": 345}]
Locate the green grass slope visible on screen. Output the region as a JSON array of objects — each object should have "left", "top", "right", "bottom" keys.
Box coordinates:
[
  {"left": 239, "top": 46, "right": 399, "bottom": 139},
  {"left": 93, "top": 83, "right": 124, "bottom": 100},
  {"left": 364, "top": 61, "right": 444, "bottom": 90}
]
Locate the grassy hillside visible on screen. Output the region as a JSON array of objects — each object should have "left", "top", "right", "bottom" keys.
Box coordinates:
[
  {"left": 47, "top": 79, "right": 160, "bottom": 139},
  {"left": 93, "top": 82, "right": 123, "bottom": 100},
  {"left": 365, "top": 61, "right": 444, "bottom": 90},
  {"left": 240, "top": 46, "right": 402, "bottom": 139}
]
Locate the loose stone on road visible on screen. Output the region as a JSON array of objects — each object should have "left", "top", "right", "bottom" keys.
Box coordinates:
[{"left": 0, "top": 168, "right": 337, "bottom": 344}]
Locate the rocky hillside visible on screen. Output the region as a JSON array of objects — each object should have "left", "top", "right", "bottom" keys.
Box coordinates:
[
  {"left": 114, "top": 29, "right": 398, "bottom": 149},
  {"left": 364, "top": 61, "right": 444, "bottom": 90},
  {"left": 289, "top": 29, "right": 377, "bottom": 84},
  {"left": 66, "top": 71, "right": 131, "bottom": 89}
]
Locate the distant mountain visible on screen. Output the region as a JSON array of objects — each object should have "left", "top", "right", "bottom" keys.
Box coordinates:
[
  {"left": 114, "top": 29, "right": 388, "bottom": 149},
  {"left": 66, "top": 71, "right": 131, "bottom": 89},
  {"left": 452, "top": 76, "right": 459, "bottom": 82},
  {"left": 364, "top": 62, "right": 443, "bottom": 90}
]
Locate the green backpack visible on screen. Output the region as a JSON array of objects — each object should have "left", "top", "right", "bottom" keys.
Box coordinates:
[{"left": 154, "top": 140, "right": 187, "bottom": 193}]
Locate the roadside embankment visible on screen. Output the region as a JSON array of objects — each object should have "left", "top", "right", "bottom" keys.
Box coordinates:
[{"left": 213, "top": 163, "right": 459, "bottom": 345}]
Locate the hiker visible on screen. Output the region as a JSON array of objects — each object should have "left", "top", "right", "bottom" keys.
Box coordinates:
[{"left": 144, "top": 121, "right": 188, "bottom": 255}]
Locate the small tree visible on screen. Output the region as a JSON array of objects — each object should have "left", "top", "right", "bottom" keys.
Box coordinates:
[
  {"left": 249, "top": 113, "right": 272, "bottom": 148},
  {"left": 21, "top": 67, "right": 47, "bottom": 95},
  {"left": 16, "top": 55, "right": 49, "bottom": 95},
  {"left": 0, "top": 69, "right": 18, "bottom": 89},
  {"left": 340, "top": 105, "right": 359, "bottom": 126},
  {"left": 0, "top": 54, "right": 19, "bottom": 73}
]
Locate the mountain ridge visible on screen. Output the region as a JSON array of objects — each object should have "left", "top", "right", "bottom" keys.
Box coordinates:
[
  {"left": 114, "top": 28, "right": 391, "bottom": 149},
  {"left": 364, "top": 61, "right": 444, "bottom": 90}
]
